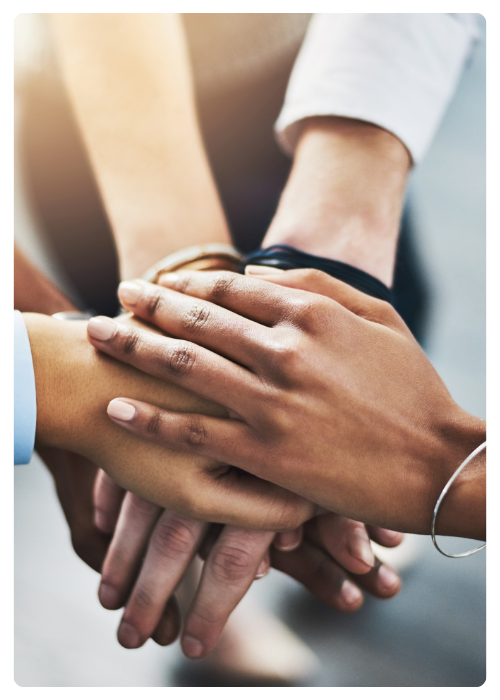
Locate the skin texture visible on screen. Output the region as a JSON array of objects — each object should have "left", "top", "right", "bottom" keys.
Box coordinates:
[
  {"left": 93, "top": 470, "right": 402, "bottom": 656},
  {"left": 86, "top": 270, "right": 485, "bottom": 540},
  {"left": 262, "top": 116, "right": 411, "bottom": 286},
  {"left": 15, "top": 249, "right": 403, "bottom": 656},
  {"left": 51, "top": 13, "right": 231, "bottom": 279},
  {"left": 42, "top": 15, "right": 413, "bottom": 657},
  {"left": 25, "top": 311, "right": 314, "bottom": 530}
]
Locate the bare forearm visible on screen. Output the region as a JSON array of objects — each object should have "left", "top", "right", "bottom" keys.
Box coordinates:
[
  {"left": 14, "top": 245, "right": 77, "bottom": 314},
  {"left": 263, "top": 117, "right": 411, "bottom": 286},
  {"left": 51, "top": 13, "right": 230, "bottom": 279}
]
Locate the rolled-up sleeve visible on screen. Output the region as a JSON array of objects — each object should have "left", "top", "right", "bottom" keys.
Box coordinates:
[
  {"left": 275, "top": 13, "right": 480, "bottom": 163},
  {"left": 14, "top": 311, "right": 37, "bottom": 465}
]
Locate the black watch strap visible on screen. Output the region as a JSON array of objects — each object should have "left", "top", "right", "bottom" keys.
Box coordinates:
[{"left": 244, "top": 244, "right": 392, "bottom": 304}]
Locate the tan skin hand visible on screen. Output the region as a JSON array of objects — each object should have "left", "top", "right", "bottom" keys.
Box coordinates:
[
  {"left": 86, "top": 270, "right": 485, "bottom": 540},
  {"left": 25, "top": 311, "right": 314, "bottom": 531}
]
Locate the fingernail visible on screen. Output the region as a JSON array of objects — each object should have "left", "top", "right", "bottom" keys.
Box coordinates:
[
  {"left": 99, "top": 582, "right": 118, "bottom": 609},
  {"left": 245, "top": 265, "right": 285, "bottom": 275},
  {"left": 94, "top": 508, "right": 113, "bottom": 533},
  {"left": 158, "top": 272, "right": 180, "bottom": 286},
  {"left": 107, "top": 399, "right": 136, "bottom": 421},
  {"left": 118, "top": 621, "right": 142, "bottom": 649},
  {"left": 377, "top": 565, "right": 401, "bottom": 593},
  {"left": 255, "top": 558, "right": 270, "bottom": 579},
  {"left": 274, "top": 530, "right": 301, "bottom": 552},
  {"left": 348, "top": 534, "right": 375, "bottom": 568},
  {"left": 183, "top": 635, "right": 204, "bottom": 658},
  {"left": 87, "top": 316, "right": 118, "bottom": 341},
  {"left": 341, "top": 579, "right": 362, "bottom": 606},
  {"left": 118, "top": 280, "right": 143, "bottom": 305}
]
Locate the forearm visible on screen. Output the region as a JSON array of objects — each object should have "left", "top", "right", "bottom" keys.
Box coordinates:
[
  {"left": 51, "top": 13, "right": 230, "bottom": 279},
  {"left": 263, "top": 117, "right": 411, "bottom": 286},
  {"left": 14, "top": 245, "right": 77, "bottom": 314}
]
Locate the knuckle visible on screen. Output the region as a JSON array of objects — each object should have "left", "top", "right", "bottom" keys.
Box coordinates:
[
  {"left": 183, "top": 417, "right": 208, "bottom": 449},
  {"left": 285, "top": 295, "right": 320, "bottom": 329},
  {"left": 145, "top": 291, "right": 164, "bottom": 318},
  {"left": 146, "top": 410, "right": 163, "bottom": 437},
  {"left": 211, "top": 544, "right": 256, "bottom": 583},
  {"left": 209, "top": 273, "right": 237, "bottom": 302},
  {"left": 131, "top": 583, "right": 154, "bottom": 612},
  {"left": 152, "top": 515, "right": 197, "bottom": 559},
  {"left": 121, "top": 329, "right": 141, "bottom": 356},
  {"left": 182, "top": 303, "right": 211, "bottom": 333},
  {"left": 163, "top": 342, "right": 196, "bottom": 376},
  {"left": 304, "top": 268, "right": 327, "bottom": 284},
  {"left": 261, "top": 334, "right": 303, "bottom": 379}
]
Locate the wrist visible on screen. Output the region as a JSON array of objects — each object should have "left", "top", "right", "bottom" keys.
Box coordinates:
[
  {"left": 23, "top": 313, "right": 93, "bottom": 451},
  {"left": 263, "top": 117, "right": 411, "bottom": 286},
  {"left": 421, "top": 409, "right": 486, "bottom": 540}
]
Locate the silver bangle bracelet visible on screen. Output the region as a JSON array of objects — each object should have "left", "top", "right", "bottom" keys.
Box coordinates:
[{"left": 431, "top": 440, "right": 486, "bottom": 558}]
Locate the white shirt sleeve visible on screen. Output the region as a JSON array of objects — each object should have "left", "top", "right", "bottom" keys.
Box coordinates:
[{"left": 275, "top": 13, "right": 480, "bottom": 163}]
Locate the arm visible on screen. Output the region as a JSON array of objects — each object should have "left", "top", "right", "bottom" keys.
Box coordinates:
[
  {"left": 262, "top": 116, "right": 410, "bottom": 286},
  {"left": 50, "top": 13, "right": 231, "bottom": 279},
  {"left": 15, "top": 244, "right": 77, "bottom": 314},
  {"left": 262, "top": 13, "right": 479, "bottom": 285}
]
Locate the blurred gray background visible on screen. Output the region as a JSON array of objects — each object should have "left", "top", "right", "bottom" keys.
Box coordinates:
[{"left": 14, "top": 17, "right": 486, "bottom": 687}]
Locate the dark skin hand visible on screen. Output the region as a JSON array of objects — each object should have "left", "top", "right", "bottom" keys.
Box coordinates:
[{"left": 86, "top": 268, "right": 485, "bottom": 540}]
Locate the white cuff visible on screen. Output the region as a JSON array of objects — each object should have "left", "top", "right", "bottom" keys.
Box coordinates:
[{"left": 275, "top": 13, "right": 479, "bottom": 163}]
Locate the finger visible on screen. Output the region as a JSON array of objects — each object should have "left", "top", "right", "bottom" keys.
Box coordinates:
[
  {"left": 87, "top": 316, "right": 260, "bottom": 415},
  {"left": 116, "top": 278, "right": 273, "bottom": 369},
  {"left": 106, "top": 399, "right": 316, "bottom": 531},
  {"left": 151, "top": 596, "right": 182, "bottom": 647},
  {"left": 273, "top": 526, "right": 303, "bottom": 552},
  {"left": 93, "top": 469, "right": 126, "bottom": 534},
  {"left": 305, "top": 513, "right": 375, "bottom": 575},
  {"left": 117, "top": 512, "right": 207, "bottom": 649},
  {"left": 245, "top": 267, "right": 407, "bottom": 332},
  {"left": 271, "top": 540, "right": 363, "bottom": 613},
  {"left": 367, "top": 525, "right": 404, "bottom": 548},
  {"left": 351, "top": 557, "right": 401, "bottom": 600},
  {"left": 106, "top": 397, "right": 253, "bottom": 466},
  {"left": 198, "top": 525, "right": 271, "bottom": 579},
  {"left": 181, "top": 527, "right": 276, "bottom": 658},
  {"left": 157, "top": 269, "right": 301, "bottom": 326},
  {"left": 255, "top": 550, "right": 271, "bottom": 579},
  {"left": 99, "top": 492, "right": 161, "bottom": 610},
  {"left": 367, "top": 526, "right": 404, "bottom": 548}
]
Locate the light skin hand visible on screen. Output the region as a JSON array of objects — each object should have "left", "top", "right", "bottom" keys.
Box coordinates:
[
  {"left": 86, "top": 271, "right": 485, "bottom": 540},
  {"left": 262, "top": 116, "right": 411, "bottom": 286},
  {"left": 93, "top": 470, "right": 402, "bottom": 657}
]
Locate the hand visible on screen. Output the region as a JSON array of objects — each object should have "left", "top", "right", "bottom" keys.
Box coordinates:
[
  {"left": 93, "top": 470, "right": 402, "bottom": 658},
  {"left": 24, "top": 312, "right": 314, "bottom": 530},
  {"left": 38, "top": 447, "right": 111, "bottom": 573},
  {"left": 86, "top": 270, "right": 485, "bottom": 539}
]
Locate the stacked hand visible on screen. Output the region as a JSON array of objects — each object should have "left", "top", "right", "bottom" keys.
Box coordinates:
[
  {"left": 87, "top": 267, "right": 485, "bottom": 540},
  {"left": 93, "top": 468, "right": 402, "bottom": 657}
]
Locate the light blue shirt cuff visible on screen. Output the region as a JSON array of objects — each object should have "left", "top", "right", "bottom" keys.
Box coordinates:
[{"left": 14, "top": 311, "right": 37, "bottom": 465}]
